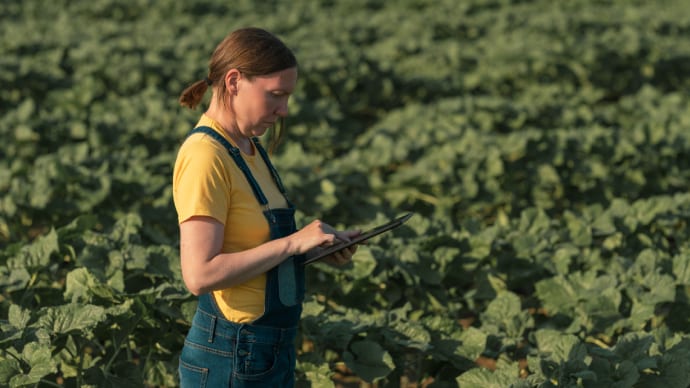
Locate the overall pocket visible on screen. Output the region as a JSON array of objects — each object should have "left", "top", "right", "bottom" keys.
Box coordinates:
[
  {"left": 234, "top": 337, "right": 281, "bottom": 379},
  {"left": 178, "top": 357, "right": 208, "bottom": 388}
]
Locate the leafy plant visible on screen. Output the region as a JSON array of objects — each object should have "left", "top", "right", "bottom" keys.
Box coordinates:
[{"left": 2, "top": 0, "right": 690, "bottom": 386}]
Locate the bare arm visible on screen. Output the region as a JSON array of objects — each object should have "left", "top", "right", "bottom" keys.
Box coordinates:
[{"left": 179, "top": 216, "right": 359, "bottom": 295}]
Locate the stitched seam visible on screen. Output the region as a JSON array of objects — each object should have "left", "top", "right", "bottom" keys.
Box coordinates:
[{"left": 184, "top": 340, "right": 234, "bottom": 357}]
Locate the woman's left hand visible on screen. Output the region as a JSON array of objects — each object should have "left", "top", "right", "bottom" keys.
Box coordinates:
[
  {"left": 319, "top": 229, "right": 361, "bottom": 266},
  {"left": 323, "top": 243, "right": 359, "bottom": 266}
]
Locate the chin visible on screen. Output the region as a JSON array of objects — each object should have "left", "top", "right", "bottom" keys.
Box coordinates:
[{"left": 253, "top": 128, "right": 269, "bottom": 137}]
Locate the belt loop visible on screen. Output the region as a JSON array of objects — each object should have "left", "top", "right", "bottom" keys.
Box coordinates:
[
  {"left": 236, "top": 323, "right": 244, "bottom": 345},
  {"left": 208, "top": 316, "right": 217, "bottom": 343}
]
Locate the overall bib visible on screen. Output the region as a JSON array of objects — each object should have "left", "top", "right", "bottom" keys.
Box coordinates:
[{"left": 178, "top": 127, "right": 306, "bottom": 387}]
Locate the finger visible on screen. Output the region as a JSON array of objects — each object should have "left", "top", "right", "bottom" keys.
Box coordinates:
[
  {"left": 337, "top": 245, "right": 356, "bottom": 257},
  {"left": 330, "top": 251, "right": 348, "bottom": 265},
  {"left": 319, "top": 234, "right": 339, "bottom": 247},
  {"left": 338, "top": 247, "right": 353, "bottom": 259},
  {"left": 333, "top": 232, "right": 352, "bottom": 243},
  {"left": 342, "top": 229, "right": 361, "bottom": 239},
  {"left": 339, "top": 249, "right": 353, "bottom": 262}
]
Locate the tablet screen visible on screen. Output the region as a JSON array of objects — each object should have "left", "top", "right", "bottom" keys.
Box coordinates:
[{"left": 302, "top": 212, "right": 414, "bottom": 265}]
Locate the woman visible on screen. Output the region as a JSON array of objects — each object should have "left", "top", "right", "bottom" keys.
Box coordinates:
[{"left": 173, "top": 27, "right": 359, "bottom": 387}]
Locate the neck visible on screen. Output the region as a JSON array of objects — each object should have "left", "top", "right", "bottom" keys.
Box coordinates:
[{"left": 205, "top": 94, "right": 254, "bottom": 155}]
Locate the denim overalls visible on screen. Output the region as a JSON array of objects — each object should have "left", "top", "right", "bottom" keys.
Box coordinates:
[{"left": 178, "top": 126, "right": 306, "bottom": 387}]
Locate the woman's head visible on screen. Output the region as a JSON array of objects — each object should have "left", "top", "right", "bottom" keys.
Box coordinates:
[
  {"left": 179, "top": 27, "right": 298, "bottom": 151},
  {"left": 179, "top": 27, "right": 297, "bottom": 109}
]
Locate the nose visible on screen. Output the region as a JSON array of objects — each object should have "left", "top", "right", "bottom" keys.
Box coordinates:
[{"left": 275, "top": 100, "right": 289, "bottom": 117}]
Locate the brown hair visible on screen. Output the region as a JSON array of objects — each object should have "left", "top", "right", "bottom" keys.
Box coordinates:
[{"left": 179, "top": 27, "right": 297, "bottom": 151}]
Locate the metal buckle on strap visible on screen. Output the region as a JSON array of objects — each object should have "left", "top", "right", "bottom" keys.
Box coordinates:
[{"left": 264, "top": 204, "right": 276, "bottom": 224}]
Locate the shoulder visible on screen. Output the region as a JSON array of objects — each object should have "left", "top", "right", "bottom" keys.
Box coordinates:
[
  {"left": 174, "top": 133, "right": 235, "bottom": 182},
  {"left": 180, "top": 132, "right": 226, "bottom": 155},
  {"left": 177, "top": 133, "right": 233, "bottom": 167}
]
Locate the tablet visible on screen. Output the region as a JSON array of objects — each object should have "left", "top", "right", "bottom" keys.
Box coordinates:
[{"left": 302, "top": 212, "right": 414, "bottom": 265}]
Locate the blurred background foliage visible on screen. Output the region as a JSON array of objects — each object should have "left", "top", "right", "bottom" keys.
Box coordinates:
[{"left": 2, "top": 0, "right": 690, "bottom": 386}]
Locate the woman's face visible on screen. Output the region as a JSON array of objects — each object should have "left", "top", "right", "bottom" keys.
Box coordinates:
[{"left": 231, "top": 67, "right": 297, "bottom": 137}]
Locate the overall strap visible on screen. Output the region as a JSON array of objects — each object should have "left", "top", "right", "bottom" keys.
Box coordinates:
[
  {"left": 187, "top": 126, "right": 269, "bottom": 207},
  {"left": 251, "top": 137, "right": 292, "bottom": 207}
]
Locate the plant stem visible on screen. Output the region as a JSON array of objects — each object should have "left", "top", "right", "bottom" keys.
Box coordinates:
[
  {"left": 105, "top": 314, "right": 142, "bottom": 373},
  {"left": 75, "top": 337, "right": 84, "bottom": 388},
  {"left": 2, "top": 348, "right": 23, "bottom": 363},
  {"left": 105, "top": 332, "right": 125, "bottom": 373}
]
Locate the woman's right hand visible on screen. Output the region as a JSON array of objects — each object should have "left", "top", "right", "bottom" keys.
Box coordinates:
[{"left": 288, "top": 219, "right": 356, "bottom": 254}]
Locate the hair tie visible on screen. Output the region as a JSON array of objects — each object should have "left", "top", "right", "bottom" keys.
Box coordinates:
[{"left": 204, "top": 77, "right": 212, "bottom": 86}]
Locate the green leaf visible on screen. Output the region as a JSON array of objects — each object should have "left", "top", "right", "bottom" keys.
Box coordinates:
[
  {"left": 535, "top": 330, "right": 584, "bottom": 364},
  {"left": 343, "top": 340, "right": 394, "bottom": 382},
  {"left": 4, "top": 342, "right": 56, "bottom": 387},
  {"left": 458, "top": 327, "right": 489, "bottom": 361},
  {"left": 349, "top": 246, "right": 377, "bottom": 279},
  {"left": 473, "top": 271, "right": 507, "bottom": 301},
  {"left": 583, "top": 286, "right": 622, "bottom": 333},
  {"left": 311, "top": 319, "right": 358, "bottom": 351},
  {"left": 8, "top": 228, "right": 59, "bottom": 270},
  {"left": 8, "top": 304, "right": 31, "bottom": 330},
  {"left": 144, "top": 361, "right": 177, "bottom": 388},
  {"left": 55, "top": 335, "right": 80, "bottom": 378},
  {"left": 535, "top": 275, "right": 576, "bottom": 314},
  {"left": 302, "top": 299, "right": 325, "bottom": 318},
  {"left": 641, "top": 273, "right": 676, "bottom": 305},
  {"left": 482, "top": 291, "right": 522, "bottom": 322},
  {"left": 386, "top": 318, "right": 431, "bottom": 351},
  {"left": 672, "top": 252, "right": 690, "bottom": 285},
  {"left": 64, "top": 267, "right": 116, "bottom": 303},
  {"left": 518, "top": 208, "right": 552, "bottom": 234},
  {"left": 297, "top": 361, "right": 335, "bottom": 387},
  {"left": 564, "top": 211, "right": 592, "bottom": 247},
  {"left": 612, "top": 360, "right": 640, "bottom": 388},
  {"left": 0, "top": 358, "right": 21, "bottom": 386},
  {"left": 15, "top": 98, "right": 35, "bottom": 121},
  {"left": 0, "top": 266, "right": 30, "bottom": 292},
  {"left": 36, "top": 303, "right": 107, "bottom": 336},
  {"left": 592, "top": 212, "right": 617, "bottom": 235},
  {"left": 481, "top": 291, "right": 534, "bottom": 338},
  {"left": 456, "top": 362, "right": 520, "bottom": 388},
  {"left": 14, "top": 124, "right": 39, "bottom": 142},
  {"left": 628, "top": 302, "right": 655, "bottom": 330},
  {"left": 19, "top": 343, "right": 56, "bottom": 383},
  {"left": 105, "top": 298, "right": 136, "bottom": 319},
  {"left": 613, "top": 333, "right": 653, "bottom": 363},
  {"left": 552, "top": 245, "right": 580, "bottom": 275},
  {"left": 637, "top": 339, "right": 690, "bottom": 387},
  {"left": 141, "top": 245, "right": 180, "bottom": 282},
  {"left": 110, "top": 213, "right": 143, "bottom": 243}
]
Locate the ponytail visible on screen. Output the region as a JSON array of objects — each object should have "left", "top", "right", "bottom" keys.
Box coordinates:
[{"left": 179, "top": 78, "right": 212, "bottom": 109}]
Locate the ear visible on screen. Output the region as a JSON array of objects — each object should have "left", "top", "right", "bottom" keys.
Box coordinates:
[{"left": 224, "top": 69, "right": 241, "bottom": 95}]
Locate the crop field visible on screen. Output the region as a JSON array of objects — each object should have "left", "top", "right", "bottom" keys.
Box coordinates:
[{"left": 2, "top": 0, "right": 690, "bottom": 387}]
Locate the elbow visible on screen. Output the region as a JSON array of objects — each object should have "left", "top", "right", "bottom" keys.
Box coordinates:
[
  {"left": 185, "top": 284, "right": 205, "bottom": 296},
  {"left": 185, "top": 281, "right": 208, "bottom": 296},
  {"left": 182, "top": 272, "right": 210, "bottom": 296}
]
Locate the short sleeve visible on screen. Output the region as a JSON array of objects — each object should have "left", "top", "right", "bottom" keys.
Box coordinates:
[{"left": 172, "top": 137, "right": 231, "bottom": 224}]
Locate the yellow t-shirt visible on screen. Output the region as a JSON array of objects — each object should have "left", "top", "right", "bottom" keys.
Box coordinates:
[{"left": 172, "top": 114, "right": 288, "bottom": 322}]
